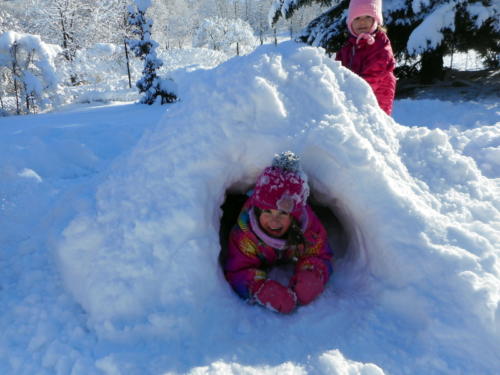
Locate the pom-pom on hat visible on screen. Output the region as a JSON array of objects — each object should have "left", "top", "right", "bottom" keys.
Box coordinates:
[
  {"left": 347, "top": 0, "right": 383, "bottom": 36},
  {"left": 250, "top": 151, "right": 309, "bottom": 221}
]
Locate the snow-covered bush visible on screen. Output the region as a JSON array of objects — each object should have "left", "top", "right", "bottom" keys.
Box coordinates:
[
  {"left": 127, "top": 0, "right": 177, "bottom": 105},
  {"left": 72, "top": 43, "right": 142, "bottom": 87},
  {"left": 39, "top": 42, "right": 143, "bottom": 107},
  {"left": 0, "top": 31, "right": 62, "bottom": 115},
  {"left": 193, "top": 17, "right": 257, "bottom": 56}
]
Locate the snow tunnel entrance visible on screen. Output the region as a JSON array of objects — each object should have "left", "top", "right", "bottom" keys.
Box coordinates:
[{"left": 218, "top": 191, "right": 350, "bottom": 267}]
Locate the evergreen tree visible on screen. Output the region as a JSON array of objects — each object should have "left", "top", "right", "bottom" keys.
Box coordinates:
[
  {"left": 127, "top": 0, "right": 177, "bottom": 105},
  {"left": 270, "top": 0, "right": 500, "bottom": 82}
]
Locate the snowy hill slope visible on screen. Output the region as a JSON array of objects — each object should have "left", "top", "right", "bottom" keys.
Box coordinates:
[{"left": 1, "top": 41, "right": 499, "bottom": 374}]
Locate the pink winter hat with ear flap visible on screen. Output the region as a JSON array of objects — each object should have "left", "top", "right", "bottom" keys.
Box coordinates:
[
  {"left": 250, "top": 151, "right": 309, "bottom": 222},
  {"left": 347, "top": 0, "right": 383, "bottom": 36}
]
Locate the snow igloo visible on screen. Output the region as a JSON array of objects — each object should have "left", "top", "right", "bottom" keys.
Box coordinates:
[{"left": 57, "top": 41, "right": 499, "bottom": 373}]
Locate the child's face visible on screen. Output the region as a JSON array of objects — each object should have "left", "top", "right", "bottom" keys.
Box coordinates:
[
  {"left": 352, "top": 16, "right": 375, "bottom": 35},
  {"left": 258, "top": 209, "right": 293, "bottom": 238}
]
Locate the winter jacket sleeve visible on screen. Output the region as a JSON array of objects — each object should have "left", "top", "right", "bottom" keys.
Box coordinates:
[
  {"left": 223, "top": 208, "right": 268, "bottom": 299},
  {"left": 293, "top": 206, "right": 333, "bottom": 284},
  {"left": 358, "top": 40, "right": 395, "bottom": 94}
]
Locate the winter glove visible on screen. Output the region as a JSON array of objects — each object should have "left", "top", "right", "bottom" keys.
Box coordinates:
[
  {"left": 290, "top": 269, "right": 324, "bottom": 306},
  {"left": 253, "top": 279, "right": 297, "bottom": 314}
]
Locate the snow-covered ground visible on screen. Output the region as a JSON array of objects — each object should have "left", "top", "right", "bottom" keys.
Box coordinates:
[{"left": 0, "top": 42, "right": 499, "bottom": 375}]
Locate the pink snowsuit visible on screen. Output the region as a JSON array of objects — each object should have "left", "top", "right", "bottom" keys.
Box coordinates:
[
  {"left": 223, "top": 199, "right": 333, "bottom": 300},
  {"left": 336, "top": 30, "right": 396, "bottom": 115}
]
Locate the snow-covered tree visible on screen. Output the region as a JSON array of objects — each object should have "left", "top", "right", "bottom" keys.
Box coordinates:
[
  {"left": 0, "top": 6, "right": 23, "bottom": 34},
  {"left": 150, "top": 0, "right": 198, "bottom": 49},
  {"left": 270, "top": 0, "right": 500, "bottom": 81},
  {"left": 0, "top": 31, "right": 61, "bottom": 115},
  {"left": 127, "top": 0, "right": 177, "bottom": 104},
  {"left": 24, "top": 0, "right": 96, "bottom": 84},
  {"left": 228, "top": 17, "right": 258, "bottom": 55},
  {"left": 194, "top": 17, "right": 228, "bottom": 51},
  {"left": 19, "top": 0, "right": 135, "bottom": 86},
  {"left": 85, "top": 0, "right": 131, "bottom": 44},
  {"left": 403, "top": 0, "right": 500, "bottom": 77},
  {"left": 254, "top": 0, "right": 273, "bottom": 44},
  {"left": 94, "top": 0, "right": 137, "bottom": 89},
  {"left": 205, "top": 0, "right": 233, "bottom": 19},
  {"left": 72, "top": 42, "right": 141, "bottom": 88},
  {"left": 193, "top": 17, "right": 257, "bottom": 55}
]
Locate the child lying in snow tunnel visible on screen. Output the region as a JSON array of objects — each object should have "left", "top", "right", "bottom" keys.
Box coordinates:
[{"left": 222, "top": 151, "right": 333, "bottom": 314}]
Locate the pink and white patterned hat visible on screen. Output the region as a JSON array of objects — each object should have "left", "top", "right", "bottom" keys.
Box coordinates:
[{"left": 250, "top": 152, "right": 309, "bottom": 221}]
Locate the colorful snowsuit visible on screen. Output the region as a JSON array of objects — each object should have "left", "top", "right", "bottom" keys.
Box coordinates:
[
  {"left": 336, "top": 30, "right": 396, "bottom": 115},
  {"left": 223, "top": 199, "right": 333, "bottom": 300}
]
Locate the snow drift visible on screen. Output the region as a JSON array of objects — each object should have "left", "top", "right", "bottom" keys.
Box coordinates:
[{"left": 57, "top": 41, "right": 499, "bottom": 374}]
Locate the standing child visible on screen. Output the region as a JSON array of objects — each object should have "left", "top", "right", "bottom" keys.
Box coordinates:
[
  {"left": 336, "top": 0, "right": 396, "bottom": 115},
  {"left": 223, "top": 152, "right": 333, "bottom": 314}
]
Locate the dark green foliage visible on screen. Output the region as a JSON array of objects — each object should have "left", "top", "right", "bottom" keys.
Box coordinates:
[
  {"left": 449, "top": 2, "right": 500, "bottom": 69},
  {"left": 270, "top": 0, "right": 334, "bottom": 26}
]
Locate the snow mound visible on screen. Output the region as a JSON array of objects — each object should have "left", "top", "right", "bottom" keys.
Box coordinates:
[
  {"left": 164, "top": 349, "right": 385, "bottom": 375},
  {"left": 57, "top": 41, "right": 500, "bottom": 373}
]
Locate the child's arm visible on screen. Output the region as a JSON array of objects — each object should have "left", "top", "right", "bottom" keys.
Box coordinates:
[
  {"left": 299, "top": 207, "right": 333, "bottom": 277},
  {"left": 224, "top": 227, "right": 268, "bottom": 300},
  {"left": 359, "top": 42, "right": 395, "bottom": 92},
  {"left": 224, "top": 226, "right": 297, "bottom": 313},
  {"left": 290, "top": 207, "right": 333, "bottom": 305}
]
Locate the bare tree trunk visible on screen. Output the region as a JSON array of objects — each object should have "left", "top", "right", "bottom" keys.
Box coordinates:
[
  {"left": 24, "top": 51, "right": 35, "bottom": 113},
  {"left": 245, "top": 0, "right": 250, "bottom": 20},
  {"left": 59, "top": 8, "right": 78, "bottom": 85},
  {"left": 0, "top": 71, "right": 6, "bottom": 112},
  {"left": 124, "top": 38, "right": 132, "bottom": 89},
  {"left": 59, "top": 10, "right": 73, "bottom": 62},
  {"left": 14, "top": 76, "right": 20, "bottom": 115},
  {"left": 10, "top": 42, "right": 20, "bottom": 115},
  {"left": 24, "top": 82, "right": 30, "bottom": 114}
]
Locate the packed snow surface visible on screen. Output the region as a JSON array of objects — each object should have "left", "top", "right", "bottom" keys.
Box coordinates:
[{"left": 1, "top": 41, "right": 499, "bottom": 375}]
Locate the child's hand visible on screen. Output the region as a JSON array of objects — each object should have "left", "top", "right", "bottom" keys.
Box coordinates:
[
  {"left": 253, "top": 280, "right": 297, "bottom": 314},
  {"left": 291, "top": 269, "right": 324, "bottom": 305}
]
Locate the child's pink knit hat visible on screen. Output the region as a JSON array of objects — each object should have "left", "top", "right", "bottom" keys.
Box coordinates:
[
  {"left": 250, "top": 152, "right": 309, "bottom": 221},
  {"left": 347, "top": 0, "right": 383, "bottom": 36}
]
